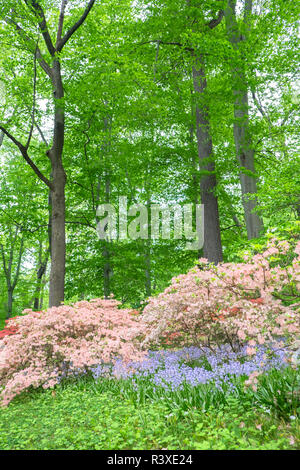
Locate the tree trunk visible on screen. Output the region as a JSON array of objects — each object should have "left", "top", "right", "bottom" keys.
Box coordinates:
[
  {"left": 48, "top": 59, "right": 66, "bottom": 307},
  {"left": 6, "top": 289, "right": 13, "bottom": 320},
  {"left": 192, "top": 54, "right": 223, "bottom": 263},
  {"left": 39, "top": 277, "right": 47, "bottom": 310},
  {"left": 144, "top": 258, "right": 151, "bottom": 297},
  {"left": 296, "top": 199, "right": 300, "bottom": 219},
  {"left": 190, "top": 93, "right": 202, "bottom": 260},
  {"left": 48, "top": 166, "right": 66, "bottom": 307},
  {"left": 33, "top": 243, "right": 49, "bottom": 310},
  {"left": 103, "top": 170, "right": 113, "bottom": 299},
  {"left": 144, "top": 199, "right": 152, "bottom": 297},
  {"left": 1, "top": 227, "right": 24, "bottom": 319},
  {"left": 225, "top": 0, "right": 263, "bottom": 239},
  {"left": 33, "top": 242, "right": 42, "bottom": 310},
  {"left": 2, "top": 1, "right": 96, "bottom": 308}
]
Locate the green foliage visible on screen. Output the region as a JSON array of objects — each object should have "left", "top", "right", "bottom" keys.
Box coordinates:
[
  {"left": 0, "top": 0, "right": 299, "bottom": 449},
  {"left": 1, "top": 0, "right": 299, "bottom": 312},
  {"left": 255, "top": 368, "right": 300, "bottom": 420},
  {"left": 0, "top": 374, "right": 298, "bottom": 450},
  {"left": 224, "top": 221, "right": 300, "bottom": 264}
]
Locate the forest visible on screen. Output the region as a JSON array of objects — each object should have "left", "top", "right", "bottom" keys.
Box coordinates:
[{"left": 0, "top": 0, "right": 299, "bottom": 452}]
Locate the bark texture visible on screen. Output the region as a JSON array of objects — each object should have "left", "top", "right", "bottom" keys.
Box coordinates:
[
  {"left": 225, "top": 0, "right": 264, "bottom": 239},
  {"left": 192, "top": 54, "right": 223, "bottom": 263}
]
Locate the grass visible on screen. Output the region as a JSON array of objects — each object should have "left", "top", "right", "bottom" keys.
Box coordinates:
[{"left": 0, "top": 374, "right": 299, "bottom": 450}]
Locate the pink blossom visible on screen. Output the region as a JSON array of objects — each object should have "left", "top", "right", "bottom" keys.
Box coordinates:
[{"left": 0, "top": 299, "right": 146, "bottom": 406}]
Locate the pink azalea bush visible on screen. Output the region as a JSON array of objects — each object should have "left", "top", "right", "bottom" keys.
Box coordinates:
[
  {"left": 141, "top": 238, "right": 300, "bottom": 356},
  {"left": 0, "top": 299, "right": 146, "bottom": 406},
  {"left": 0, "top": 320, "right": 19, "bottom": 339},
  {"left": 1, "top": 237, "right": 299, "bottom": 407}
]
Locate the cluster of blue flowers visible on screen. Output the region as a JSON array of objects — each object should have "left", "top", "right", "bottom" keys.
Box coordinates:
[{"left": 89, "top": 344, "right": 288, "bottom": 392}]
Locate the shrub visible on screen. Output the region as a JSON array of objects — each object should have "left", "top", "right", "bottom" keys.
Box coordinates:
[
  {"left": 0, "top": 298, "right": 145, "bottom": 406},
  {"left": 141, "top": 238, "right": 300, "bottom": 356},
  {"left": 0, "top": 321, "right": 19, "bottom": 339},
  {"left": 1, "top": 238, "right": 299, "bottom": 407},
  {"left": 0, "top": 311, "right": 44, "bottom": 340}
]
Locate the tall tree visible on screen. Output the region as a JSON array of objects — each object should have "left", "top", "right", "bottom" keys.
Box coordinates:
[
  {"left": 0, "top": 0, "right": 96, "bottom": 307},
  {"left": 224, "top": 0, "right": 264, "bottom": 239},
  {"left": 0, "top": 226, "right": 25, "bottom": 318},
  {"left": 191, "top": 8, "right": 224, "bottom": 263}
]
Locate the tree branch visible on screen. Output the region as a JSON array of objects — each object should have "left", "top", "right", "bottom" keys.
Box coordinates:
[
  {"left": 251, "top": 89, "right": 273, "bottom": 128},
  {"left": 0, "top": 244, "right": 8, "bottom": 279},
  {"left": 56, "top": 0, "right": 96, "bottom": 52},
  {"left": 24, "top": 0, "right": 55, "bottom": 56},
  {"left": 137, "top": 6, "right": 224, "bottom": 55},
  {"left": 0, "top": 125, "right": 53, "bottom": 189},
  {"left": 5, "top": 16, "right": 52, "bottom": 78},
  {"left": 207, "top": 9, "right": 224, "bottom": 29},
  {"left": 26, "top": 46, "right": 38, "bottom": 149},
  {"left": 65, "top": 220, "right": 95, "bottom": 229},
  {"left": 12, "top": 236, "right": 25, "bottom": 291},
  {"left": 4, "top": 74, "right": 50, "bottom": 147},
  {"left": 8, "top": 227, "right": 19, "bottom": 280},
  {"left": 137, "top": 39, "right": 194, "bottom": 52},
  {"left": 56, "top": 0, "right": 68, "bottom": 47}
]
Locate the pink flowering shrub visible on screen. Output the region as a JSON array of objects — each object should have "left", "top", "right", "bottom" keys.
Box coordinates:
[
  {"left": 0, "top": 320, "right": 19, "bottom": 340},
  {"left": 0, "top": 312, "right": 44, "bottom": 340},
  {"left": 1, "top": 238, "right": 298, "bottom": 407},
  {"left": 141, "top": 239, "right": 300, "bottom": 355},
  {"left": 0, "top": 299, "right": 146, "bottom": 406}
]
